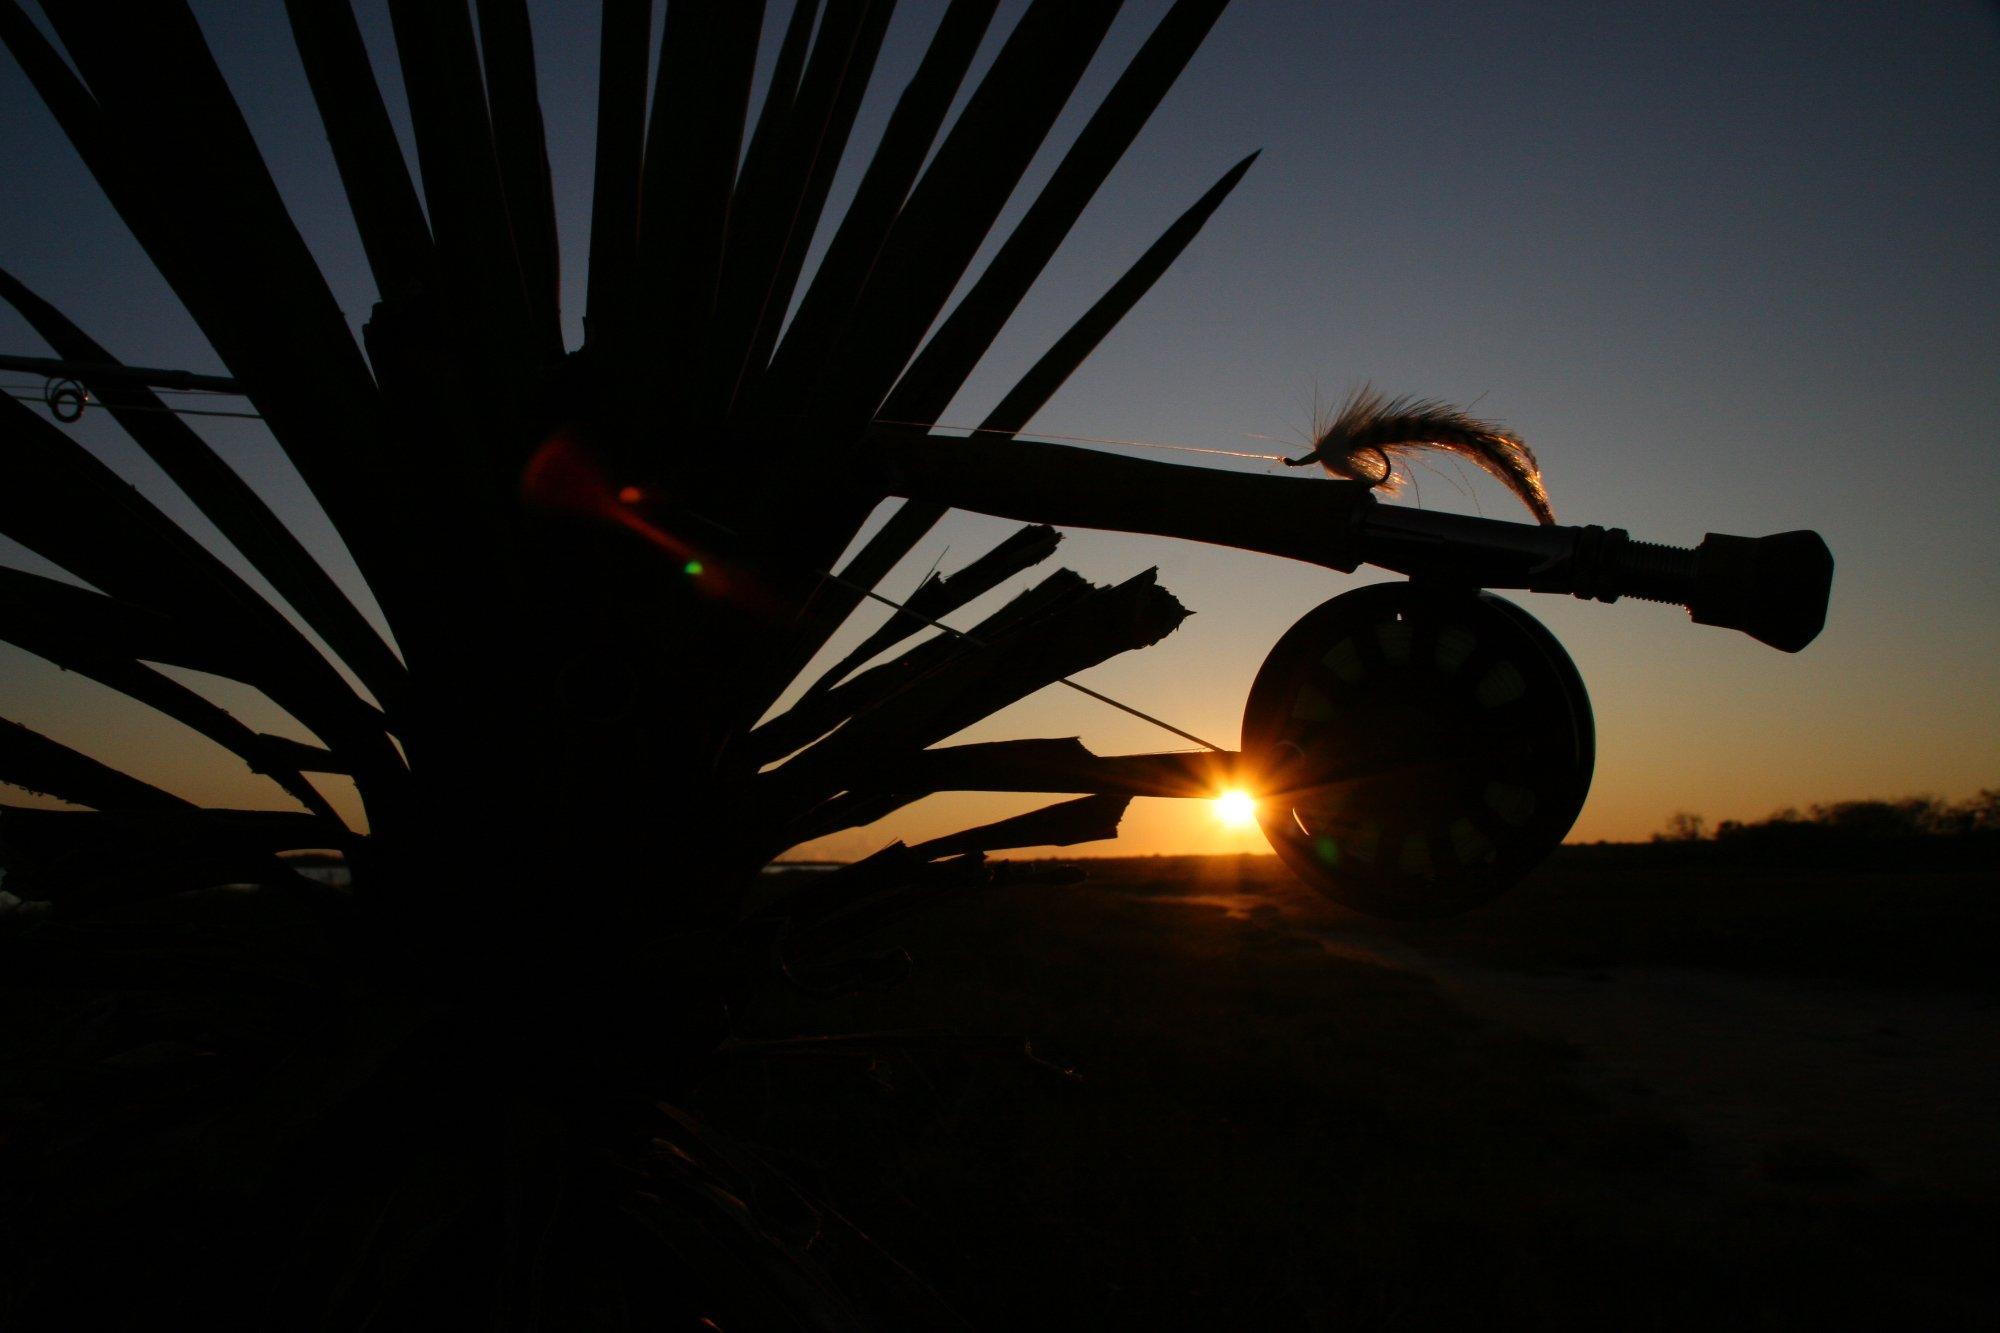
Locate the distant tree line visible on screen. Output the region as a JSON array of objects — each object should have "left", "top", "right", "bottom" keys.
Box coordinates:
[
  {"left": 1641, "top": 792, "right": 1999, "bottom": 870},
  {"left": 1657, "top": 791, "right": 2000, "bottom": 843}
]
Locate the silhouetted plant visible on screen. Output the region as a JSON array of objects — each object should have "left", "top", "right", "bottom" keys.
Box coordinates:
[{"left": 0, "top": 2, "right": 1278, "bottom": 1326}]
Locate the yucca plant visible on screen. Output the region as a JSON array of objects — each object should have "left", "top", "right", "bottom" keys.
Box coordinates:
[{"left": 0, "top": 1, "right": 1356, "bottom": 1325}]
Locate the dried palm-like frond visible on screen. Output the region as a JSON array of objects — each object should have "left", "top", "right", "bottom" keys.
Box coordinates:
[
  {"left": 1287, "top": 384, "right": 1555, "bottom": 524},
  {"left": 0, "top": 3, "right": 1273, "bottom": 1324}
]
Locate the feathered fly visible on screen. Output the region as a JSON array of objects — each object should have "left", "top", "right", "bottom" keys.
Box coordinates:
[{"left": 1285, "top": 385, "right": 1554, "bottom": 524}]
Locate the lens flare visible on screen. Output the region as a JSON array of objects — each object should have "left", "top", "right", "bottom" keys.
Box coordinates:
[{"left": 1214, "top": 789, "right": 1258, "bottom": 828}]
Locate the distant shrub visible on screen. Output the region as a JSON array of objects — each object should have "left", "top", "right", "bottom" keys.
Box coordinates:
[
  {"left": 1652, "top": 811, "right": 1708, "bottom": 843},
  {"left": 1663, "top": 790, "right": 2000, "bottom": 844}
]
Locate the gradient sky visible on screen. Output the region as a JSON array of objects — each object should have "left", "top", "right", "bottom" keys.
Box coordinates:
[{"left": 2, "top": 2, "right": 1996, "bottom": 858}]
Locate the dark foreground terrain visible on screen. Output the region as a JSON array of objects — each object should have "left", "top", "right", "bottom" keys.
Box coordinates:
[{"left": 710, "top": 849, "right": 2000, "bottom": 1329}]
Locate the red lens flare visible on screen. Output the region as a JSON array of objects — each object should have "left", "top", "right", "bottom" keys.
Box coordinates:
[{"left": 521, "top": 432, "right": 744, "bottom": 596}]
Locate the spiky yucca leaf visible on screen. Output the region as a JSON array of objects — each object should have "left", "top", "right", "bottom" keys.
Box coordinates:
[
  {"left": 0, "top": 265, "right": 409, "bottom": 710},
  {"left": 755, "top": 0, "right": 998, "bottom": 416},
  {"left": 785, "top": 149, "right": 1261, "bottom": 683}
]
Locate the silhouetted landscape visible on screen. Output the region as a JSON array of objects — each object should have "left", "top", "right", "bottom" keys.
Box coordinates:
[
  {"left": 7, "top": 833, "right": 1995, "bottom": 1326},
  {"left": 703, "top": 834, "right": 1999, "bottom": 1327}
]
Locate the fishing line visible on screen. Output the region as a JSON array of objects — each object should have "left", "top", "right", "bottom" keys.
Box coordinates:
[
  {"left": 2, "top": 387, "right": 264, "bottom": 420},
  {"left": 810, "top": 565, "right": 1227, "bottom": 754},
  {"left": 9, "top": 388, "right": 1290, "bottom": 469},
  {"left": 872, "top": 417, "right": 1289, "bottom": 464},
  {"left": 666, "top": 493, "right": 1230, "bottom": 754},
  {"left": 0, "top": 381, "right": 238, "bottom": 397},
  {"left": 125, "top": 384, "right": 246, "bottom": 397}
]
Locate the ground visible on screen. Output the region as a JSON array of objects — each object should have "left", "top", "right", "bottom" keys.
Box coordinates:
[{"left": 706, "top": 849, "right": 2000, "bottom": 1329}]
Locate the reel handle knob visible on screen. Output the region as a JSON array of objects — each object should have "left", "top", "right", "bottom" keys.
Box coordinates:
[{"left": 1612, "top": 529, "right": 1833, "bottom": 654}]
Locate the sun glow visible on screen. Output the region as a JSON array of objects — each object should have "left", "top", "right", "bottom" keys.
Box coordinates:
[{"left": 1214, "top": 789, "right": 1259, "bottom": 828}]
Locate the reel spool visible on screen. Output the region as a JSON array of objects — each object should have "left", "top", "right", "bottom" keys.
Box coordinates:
[{"left": 1242, "top": 582, "right": 1594, "bottom": 918}]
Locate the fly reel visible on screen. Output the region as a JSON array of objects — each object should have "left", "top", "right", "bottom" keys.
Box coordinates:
[{"left": 1242, "top": 581, "right": 1593, "bottom": 918}]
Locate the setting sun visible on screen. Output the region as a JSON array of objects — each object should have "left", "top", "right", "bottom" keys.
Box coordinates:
[{"left": 1214, "top": 789, "right": 1259, "bottom": 828}]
